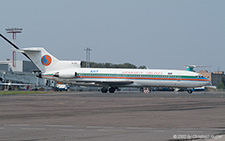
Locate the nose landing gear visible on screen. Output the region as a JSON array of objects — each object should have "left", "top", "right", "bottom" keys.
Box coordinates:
[{"left": 187, "top": 89, "right": 193, "bottom": 94}]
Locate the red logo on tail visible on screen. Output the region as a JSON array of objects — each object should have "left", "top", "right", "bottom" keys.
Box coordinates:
[{"left": 41, "top": 55, "right": 52, "bottom": 66}]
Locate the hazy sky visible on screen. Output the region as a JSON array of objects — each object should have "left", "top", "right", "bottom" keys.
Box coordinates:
[{"left": 0, "top": 0, "right": 225, "bottom": 71}]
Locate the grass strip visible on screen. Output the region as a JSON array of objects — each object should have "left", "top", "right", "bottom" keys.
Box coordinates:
[{"left": 0, "top": 91, "right": 53, "bottom": 95}]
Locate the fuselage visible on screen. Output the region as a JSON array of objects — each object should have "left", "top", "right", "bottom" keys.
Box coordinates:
[{"left": 42, "top": 68, "right": 210, "bottom": 88}]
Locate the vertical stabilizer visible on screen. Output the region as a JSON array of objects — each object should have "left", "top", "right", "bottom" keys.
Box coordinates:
[
  {"left": 21, "top": 48, "right": 59, "bottom": 72},
  {"left": 0, "top": 33, "right": 82, "bottom": 73}
]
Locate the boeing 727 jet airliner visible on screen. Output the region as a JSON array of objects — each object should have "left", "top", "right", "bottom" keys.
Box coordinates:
[{"left": 0, "top": 34, "right": 210, "bottom": 93}]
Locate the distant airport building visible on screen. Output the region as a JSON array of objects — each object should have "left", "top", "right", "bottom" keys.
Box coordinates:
[
  {"left": 0, "top": 60, "right": 10, "bottom": 71},
  {"left": 0, "top": 60, "right": 50, "bottom": 90},
  {"left": 0, "top": 60, "right": 38, "bottom": 72},
  {"left": 199, "top": 71, "right": 225, "bottom": 87}
]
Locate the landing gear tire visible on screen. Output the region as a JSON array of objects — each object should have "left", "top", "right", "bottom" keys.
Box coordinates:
[
  {"left": 101, "top": 87, "right": 108, "bottom": 93},
  {"left": 109, "top": 87, "right": 116, "bottom": 93},
  {"left": 187, "top": 90, "right": 193, "bottom": 94}
]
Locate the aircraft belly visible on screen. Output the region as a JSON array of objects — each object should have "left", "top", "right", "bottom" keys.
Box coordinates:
[
  {"left": 134, "top": 80, "right": 177, "bottom": 87},
  {"left": 134, "top": 80, "right": 205, "bottom": 88}
]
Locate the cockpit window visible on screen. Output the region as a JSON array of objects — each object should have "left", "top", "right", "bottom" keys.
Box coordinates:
[{"left": 196, "top": 75, "right": 203, "bottom": 78}]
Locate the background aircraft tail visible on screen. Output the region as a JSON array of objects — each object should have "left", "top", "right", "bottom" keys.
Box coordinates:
[{"left": 185, "top": 65, "right": 211, "bottom": 72}]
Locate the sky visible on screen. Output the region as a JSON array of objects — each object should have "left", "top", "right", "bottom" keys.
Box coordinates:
[{"left": 0, "top": 0, "right": 225, "bottom": 72}]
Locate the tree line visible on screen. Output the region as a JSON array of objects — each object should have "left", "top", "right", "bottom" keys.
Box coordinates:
[
  {"left": 218, "top": 77, "right": 225, "bottom": 89},
  {"left": 81, "top": 61, "right": 147, "bottom": 69}
]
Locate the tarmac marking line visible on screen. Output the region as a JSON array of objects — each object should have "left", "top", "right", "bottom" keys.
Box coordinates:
[
  {"left": 102, "top": 127, "right": 115, "bottom": 129},
  {"left": 98, "top": 129, "right": 126, "bottom": 132},
  {"left": 126, "top": 127, "right": 154, "bottom": 130},
  {"left": 59, "top": 129, "right": 84, "bottom": 132},
  {"left": 4, "top": 124, "right": 30, "bottom": 127},
  {"left": 154, "top": 130, "right": 165, "bottom": 132},
  {"left": 21, "top": 128, "right": 46, "bottom": 131},
  {"left": 86, "top": 126, "right": 103, "bottom": 129},
  {"left": 45, "top": 125, "right": 74, "bottom": 128},
  {"left": 177, "top": 130, "right": 203, "bottom": 133}
]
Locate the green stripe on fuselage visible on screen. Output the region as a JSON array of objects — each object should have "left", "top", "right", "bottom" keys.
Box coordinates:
[{"left": 77, "top": 73, "right": 197, "bottom": 79}]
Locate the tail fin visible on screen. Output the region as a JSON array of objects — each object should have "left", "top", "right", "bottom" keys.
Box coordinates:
[
  {"left": 21, "top": 48, "right": 82, "bottom": 73},
  {"left": 21, "top": 47, "right": 59, "bottom": 72},
  {"left": 0, "top": 33, "right": 82, "bottom": 73}
]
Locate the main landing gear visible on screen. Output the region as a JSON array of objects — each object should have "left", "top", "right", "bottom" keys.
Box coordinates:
[
  {"left": 101, "top": 87, "right": 117, "bottom": 93},
  {"left": 187, "top": 89, "right": 193, "bottom": 94}
]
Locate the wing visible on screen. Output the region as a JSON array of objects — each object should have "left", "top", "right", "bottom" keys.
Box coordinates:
[{"left": 71, "top": 80, "right": 133, "bottom": 87}]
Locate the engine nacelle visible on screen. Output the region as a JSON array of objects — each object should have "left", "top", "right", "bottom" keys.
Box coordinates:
[{"left": 53, "top": 71, "right": 77, "bottom": 79}]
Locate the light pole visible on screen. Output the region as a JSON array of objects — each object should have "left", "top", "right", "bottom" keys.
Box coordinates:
[
  {"left": 5, "top": 28, "right": 23, "bottom": 68},
  {"left": 84, "top": 47, "right": 92, "bottom": 68}
]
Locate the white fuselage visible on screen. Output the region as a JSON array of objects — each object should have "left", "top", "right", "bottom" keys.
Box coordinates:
[{"left": 42, "top": 68, "right": 210, "bottom": 88}]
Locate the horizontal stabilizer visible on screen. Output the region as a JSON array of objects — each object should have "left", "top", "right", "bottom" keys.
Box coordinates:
[{"left": 21, "top": 48, "right": 42, "bottom": 52}]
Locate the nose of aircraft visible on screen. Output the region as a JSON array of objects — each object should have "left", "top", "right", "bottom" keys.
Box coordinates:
[{"left": 202, "top": 77, "right": 211, "bottom": 86}]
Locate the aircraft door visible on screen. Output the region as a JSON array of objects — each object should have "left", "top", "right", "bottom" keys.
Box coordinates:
[{"left": 175, "top": 76, "right": 181, "bottom": 87}]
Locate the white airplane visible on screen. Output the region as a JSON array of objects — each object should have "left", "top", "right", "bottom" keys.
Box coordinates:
[{"left": 0, "top": 34, "right": 210, "bottom": 93}]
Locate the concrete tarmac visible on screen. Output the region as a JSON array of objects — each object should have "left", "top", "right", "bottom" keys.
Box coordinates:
[{"left": 0, "top": 91, "right": 225, "bottom": 141}]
